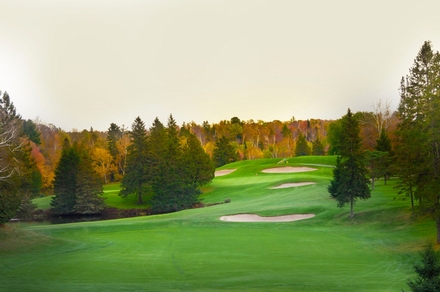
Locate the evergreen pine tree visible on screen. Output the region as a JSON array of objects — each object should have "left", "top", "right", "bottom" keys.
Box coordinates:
[
  {"left": 295, "top": 132, "right": 311, "bottom": 156},
  {"left": 328, "top": 109, "right": 370, "bottom": 218},
  {"left": 150, "top": 115, "right": 186, "bottom": 213},
  {"left": 376, "top": 128, "right": 392, "bottom": 152},
  {"left": 374, "top": 128, "right": 393, "bottom": 184},
  {"left": 312, "top": 138, "right": 325, "bottom": 155},
  {"left": 107, "top": 123, "right": 121, "bottom": 181},
  {"left": 395, "top": 41, "right": 440, "bottom": 242},
  {"left": 181, "top": 133, "right": 215, "bottom": 190},
  {"left": 407, "top": 241, "right": 440, "bottom": 292},
  {"left": 328, "top": 156, "right": 342, "bottom": 199},
  {"left": 22, "top": 119, "right": 42, "bottom": 145},
  {"left": 149, "top": 116, "right": 215, "bottom": 213},
  {"left": 51, "top": 140, "right": 80, "bottom": 215},
  {"left": 73, "top": 150, "right": 105, "bottom": 214},
  {"left": 107, "top": 123, "right": 121, "bottom": 161},
  {"left": 119, "top": 117, "right": 149, "bottom": 204},
  {"left": 213, "top": 136, "right": 237, "bottom": 168}
]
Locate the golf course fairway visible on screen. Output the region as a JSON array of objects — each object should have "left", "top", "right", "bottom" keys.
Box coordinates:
[{"left": 0, "top": 156, "right": 435, "bottom": 291}]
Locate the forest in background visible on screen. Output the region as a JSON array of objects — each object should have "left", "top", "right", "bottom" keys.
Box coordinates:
[{"left": 25, "top": 103, "right": 398, "bottom": 196}]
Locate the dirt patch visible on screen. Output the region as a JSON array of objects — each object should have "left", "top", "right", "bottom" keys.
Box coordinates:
[
  {"left": 215, "top": 169, "right": 236, "bottom": 177},
  {"left": 270, "top": 182, "right": 316, "bottom": 189},
  {"left": 261, "top": 166, "right": 317, "bottom": 173},
  {"left": 219, "top": 213, "right": 315, "bottom": 222}
]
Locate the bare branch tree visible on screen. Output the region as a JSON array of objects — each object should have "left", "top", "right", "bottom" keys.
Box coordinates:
[{"left": 371, "top": 99, "right": 392, "bottom": 134}]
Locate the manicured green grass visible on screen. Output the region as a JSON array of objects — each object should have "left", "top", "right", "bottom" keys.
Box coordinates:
[
  {"left": 33, "top": 182, "right": 150, "bottom": 211},
  {"left": 1, "top": 156, "right": 435, "bottom": 291},
  {"left": 33, "top": 195, "right": 53, "bottom": 210},
  {"left": 101, "top": 182, "right": 151, "bottom": 209}
]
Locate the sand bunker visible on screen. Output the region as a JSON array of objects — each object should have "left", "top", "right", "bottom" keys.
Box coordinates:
[
  {"left": 270, "top": 182, "right": 316, "bottom": 189},
  {"left": 214, "top": 169, "right": 236, "bottom": 177},
  {"left": 262, "top": 166, "right": 317, "bottom": 173},
  {"left": 220, "top": 213, "right": 315, "bottom": 222}
]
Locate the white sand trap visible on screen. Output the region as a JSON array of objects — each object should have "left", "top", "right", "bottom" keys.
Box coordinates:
[
  {"left": 270, "top": 182, "right": 316, "bottom": 189},
  {"left": 215, "top": 169, "right": 236, "bottom": 177},
  {"left": 261, "top": 166, "right": 317, "bottom": 173},
  {"left": 220, "top": 213, "right": 315, "bottom": 222}
]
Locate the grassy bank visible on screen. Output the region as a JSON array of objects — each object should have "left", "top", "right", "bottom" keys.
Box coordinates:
[
  {"left": 1, "top": 156, "right": 434, "bottom": 291},
  {"left": 33, "top": 182, "right": 150, "bottom": 211}
]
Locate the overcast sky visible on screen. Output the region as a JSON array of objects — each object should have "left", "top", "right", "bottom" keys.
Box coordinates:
[{"left": 1, "top": 0, "right": 440, "bottom": 131}]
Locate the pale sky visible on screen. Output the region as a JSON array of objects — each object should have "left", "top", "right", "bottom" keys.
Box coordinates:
[{"left": 1, "top": 0, "right": 440, "bottom": 131}]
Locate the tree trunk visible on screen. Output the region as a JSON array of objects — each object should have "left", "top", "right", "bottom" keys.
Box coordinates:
[
  {"left": 437, "top": 217, "right": 440, "bottom": 244},
  {"left": 349, "top": 198, "right": 354, "bottom": 218},
  {"left": 410, "top": 184, "right": 415, "bottom": 215}
]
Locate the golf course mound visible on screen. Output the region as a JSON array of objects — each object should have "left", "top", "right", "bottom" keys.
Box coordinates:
[
  {"left": 215, "top": 169, "right": 236, "bottom": 177},
  {"left": 219, "top": 213, "right": 315, "bottom": 222},
  {"left": 270, "top": 182, "right": 316, "bottom": 189},
  {"left": 261, "top": 166, "right": 317, "bottom": 173}
]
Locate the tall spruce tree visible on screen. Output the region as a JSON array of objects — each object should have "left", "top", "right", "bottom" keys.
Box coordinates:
[
  {"left": 376, "top": 128, "right": 392, "bottom": 153},
  {"left": 119, "top": 117, "right": 149, "bottom": 204},
  {"left": 374, "top": 128, "right": 392, "bottom": 185},
  {"left": 73, "top": 150, "right": 105, "bottom": 214},
  {"left": 107, "top": 123, "right": 121, "bottom": 181},
  {"left": 212, "top": 136, "right": 237, "bottom": 168},
  {"left": 312, "top": 138, "right": 325, "bottom": 155},
  {"left": 395, "top": 41, "right": 440, "bottom": 242},
  {"left": 328, "top": 109, "right": 370, "bottom": 218},
  {"left": 180, "top": 133, "right": 215, "bottom": 190},
  {"left": 150, "top": 115, "right": 183, "bottom": 212},
  {"left": 107, "top": 123, "right": 121, "bottom": 160},
  {"left": 51, "top": 140, "right": 81, "bottom": 215},
  {"left": 150, "top": 115, "right": 190, "bottom": 213},
  {"left": 295, "top": 132, "right": 311, "bottom": 156}
]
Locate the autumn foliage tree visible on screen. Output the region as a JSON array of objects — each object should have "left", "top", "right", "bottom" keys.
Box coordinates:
[{"left": 0, "top": 92, "right": 41, "bottom": 223}]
